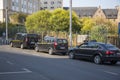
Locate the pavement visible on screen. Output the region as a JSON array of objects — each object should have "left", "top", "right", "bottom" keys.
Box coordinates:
[{"left": 0, "top": 45, "right": 120, "bottom": 80}]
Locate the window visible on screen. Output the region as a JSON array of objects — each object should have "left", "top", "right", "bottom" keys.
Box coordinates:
[
  {"left": 58, "top": 1, "right": 61, "bottom": 4},
  {"left": 79, "top": 43, "right": 88, "bottom": 48},
  {"left": 51, "top": 7, "right": 54, "bottom": 9},
  {"left": 51, "top": 1, "right": 54, "bottom": 5},
  {"left": 44, "top": 2, "right": 47, "bottom": 4}
]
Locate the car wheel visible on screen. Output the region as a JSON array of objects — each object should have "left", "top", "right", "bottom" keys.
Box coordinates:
[
  {"left": 69, "top": 51, "right": 75, "bottom": 59},
  {"left": 10, "top": 42, "right": 13, "bottom": 47},
  {"left": 20, "top": 44, "right": 24, "bottom": 49},
  {"left": 48, "top": 48, "right": 53, "bottom": 55},
  {"left": 110, "top": 60, "right": 117, "bottom": 65},
  {"left": 35, "top": 46, "right": 39, "bottom": 52},
  {"left": 94, "top": 55, "right": 102, "bottom": 64}
]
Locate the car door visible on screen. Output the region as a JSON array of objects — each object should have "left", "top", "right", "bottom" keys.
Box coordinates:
[
  {"left": 84, "top": 43, "right": 99, "bottom": 59},
  {"left": 75, "top": 43, "right": 89, "bottom": 58}
]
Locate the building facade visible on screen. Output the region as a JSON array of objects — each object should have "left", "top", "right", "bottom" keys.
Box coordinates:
[
  {"left": 64, "top": 6, "right": 120, "bottom": 24},
  {"left": 0, "top": 0, "right": 40, "bottom": 22},
  {"left": 93, "top": 6, "right": 120, "bottom": 23},
  {"left": 0, "top": 0, "right": 63, "bottom": 22},
  {"left": 40, "top": 0, "right": 63, "bottom": 10}
]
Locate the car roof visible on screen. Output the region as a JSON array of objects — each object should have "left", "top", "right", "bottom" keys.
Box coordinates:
[{"left": 85, "top": 42, "right": 110, "bottom": 45}]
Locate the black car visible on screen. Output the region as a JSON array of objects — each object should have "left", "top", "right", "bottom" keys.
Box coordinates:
[
  {"left": 10, "top": 33, "right": 39, "bottom": 49},
  {"left": 35, "top": 36, "right": 68, "bottom": 55},
  {"left": 68, "top": 42, "right": 120, "bottom": 64}
]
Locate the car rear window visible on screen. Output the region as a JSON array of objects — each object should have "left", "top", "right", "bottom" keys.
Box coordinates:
[
  {"left": 27, "top": 34, "right": 38, "bottom": 38},
  {"left": 57, "top": 39, "right": 68, "bottom": 44},
  {"left": 104, "top": 44, "right": 118, "bottom": 50}
]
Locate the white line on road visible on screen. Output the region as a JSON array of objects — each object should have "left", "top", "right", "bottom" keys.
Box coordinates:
[
  {"left": 7, "top": 61, "right": 14, "bottom": 65},
  {"left": 22, "top": 68, "right": 32, "bottom": 73},
  {"left": 0, "top": 68, "right": 32, "bottom": 75},
  {"left": 104, "top": 71, "right": 119, "bottom": 76}
]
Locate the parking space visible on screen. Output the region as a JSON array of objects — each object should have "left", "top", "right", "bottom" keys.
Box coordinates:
[{"left": 0, "top": 57, "right": 32, "bottom": 75}]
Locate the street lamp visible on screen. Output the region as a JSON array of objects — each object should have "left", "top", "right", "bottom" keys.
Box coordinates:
[
  {"left": 5, "top": 7, "right": 8, "bottom": 42},
  {"left": 69, "top": 0, "right": 72, "bottom": 47}
]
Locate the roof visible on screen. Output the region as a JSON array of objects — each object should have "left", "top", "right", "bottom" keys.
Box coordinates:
[
  {"left": 72, "top": 7, "right": 98, "bottom": 17},
  {"left": 102, "top": 9, "right": 118, "bottom": 19}
]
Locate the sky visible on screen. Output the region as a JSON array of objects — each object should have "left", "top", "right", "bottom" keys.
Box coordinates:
[{"left": 63, "top": 0, "right": 120, "bottom": 9}]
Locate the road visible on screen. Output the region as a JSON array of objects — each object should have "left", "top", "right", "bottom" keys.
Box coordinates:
[{"left": 0, "top": 45, "right": 120, "bottom": 80}]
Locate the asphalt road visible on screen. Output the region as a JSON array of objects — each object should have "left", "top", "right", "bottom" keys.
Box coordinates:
[{"left": 0, "top": 45, "right": 120, "bottom": 80}]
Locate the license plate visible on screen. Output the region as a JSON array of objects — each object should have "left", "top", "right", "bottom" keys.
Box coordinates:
[{"left": 60, "top": 47, "right": 65, "bottom": 49}]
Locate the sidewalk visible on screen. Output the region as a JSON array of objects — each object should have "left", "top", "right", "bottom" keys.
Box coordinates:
[{"left": 0, "top": 37, "right": 10, "bottom": 45}]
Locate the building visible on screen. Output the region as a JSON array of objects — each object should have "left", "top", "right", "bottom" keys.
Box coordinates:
[
  {"left": 0, "top": 0, "right": 40, "bottom": 22},
  {"left": 40, "top": 0, "right": 63, "bottom": 10},
  {"left": 64, "top": 6, "right": 120, "bottom": 24},
  {"left": 93, "top": 6, "right": 120, "bottom": 23},
  {"left": 72, "top": 7, "right": 98, "bottom": 18}
]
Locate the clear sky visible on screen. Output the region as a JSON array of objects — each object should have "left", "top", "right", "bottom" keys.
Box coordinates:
[{"left": 63, "top": 0, "right": 120, "bottom": 9}]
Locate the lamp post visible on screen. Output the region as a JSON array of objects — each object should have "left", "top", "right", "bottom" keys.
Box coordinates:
[
  {"left": 5, "top": 7, "right": 8, "bottom": 42},
  {"left": 69, "top": 0, "right": 72, "bottom": 48}
]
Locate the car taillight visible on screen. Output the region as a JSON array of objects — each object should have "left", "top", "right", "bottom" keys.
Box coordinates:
[
  {"left": 106, "top": 51, "right": 114, "bottom": 55},
  {"left": 54, "top": 42, "right": 58, "bottom": 48}
]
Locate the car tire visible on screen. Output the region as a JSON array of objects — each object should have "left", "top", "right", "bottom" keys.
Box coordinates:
[
  {"left": 10, "top": 42, "right": 13, "bottom": 47},
  {"left": 48, "top": 48, "right": 53, "bottom": 55},
  {"left": 69, "top": 51, "right": 75, "bottom": 59},
  {"left": 110, "top": 60, "right": 117, "bottom": 65},
  {"left": 20, "top": 44, "right": 24, "bottom": 49},
  {"left": 35, "top": 46, "right": 39, "bottom": 52},
  {"left": 94, "top": 55, "right": 102, "bottom": 64}
]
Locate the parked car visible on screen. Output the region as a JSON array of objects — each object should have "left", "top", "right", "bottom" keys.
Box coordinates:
[
  {"left": 10, "top": 33, "right": 39, "bottom": 49},
  {"left": 68, "top": 42, "right": 120, "bottom": 64},
  {"left": 35, "top": 36, "right": 68, "bottom": 55}
]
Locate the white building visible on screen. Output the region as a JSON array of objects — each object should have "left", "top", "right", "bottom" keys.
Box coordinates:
[
  {"left": 0, "top": 0, "right": 40, "bottom": 22},
  {"left": 0, "top": 0, "right": 63, "bottom": 22},
  {"left": 40, "top": 0, "right": 63, "bottom": 10}
]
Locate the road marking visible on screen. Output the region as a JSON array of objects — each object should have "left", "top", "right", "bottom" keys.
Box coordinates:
[
  {"left": 7, "top": 61, "right": 14, "bottom": 65},
  {"left": 0, "top": 68, "right": 32, "bottom": 75},
  {"left": 104, "top": 71, "right": 119, "bottom": 76},
  {"left": 22, "top": 68, "right": 32, "bottom": 73}
]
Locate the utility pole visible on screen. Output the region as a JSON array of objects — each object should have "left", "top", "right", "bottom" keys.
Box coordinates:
[
  {"left": 69, "top": 0, "right": 72, "bottom": 48},
  {"left": 6, "top": 7, "right": 8, "bottom": 42}
]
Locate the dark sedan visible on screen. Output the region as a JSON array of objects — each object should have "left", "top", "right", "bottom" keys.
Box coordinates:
[{"left": 68, "top": 42, "right": 120, "bottom": 64}]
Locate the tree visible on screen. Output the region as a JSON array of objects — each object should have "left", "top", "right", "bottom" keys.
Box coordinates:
[
  {"left": 50, "top": 8, "right": 81, "bottom": 33},
  {"left": 25, "top": 10, "right": 52, "bottom": 33},
  {"left": 9, "top": 12, "right": 27, "bottom": 25},
  {"left": 90, "top": 25, "right": 107, "bottom": 42},
  {"left": 80, "top": 17, "right": 95, "bottom": 34},
  {"left": 93, "top": 17, "right": 118, "bottom": 35}
]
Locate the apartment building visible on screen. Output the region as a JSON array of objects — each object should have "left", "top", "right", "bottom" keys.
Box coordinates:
[
  {"left": 40, "top": 0, "right": 63, "bottom": 10},
  {"left": 0, "top": 0, "right": 40, "bottom": 22}
]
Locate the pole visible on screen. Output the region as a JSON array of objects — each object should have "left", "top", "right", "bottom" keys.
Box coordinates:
[
  {"left": 69, "top": 0, "right": 72, "bottom": 47},
  {"left": 6, "top": 7, "right": 8, "bottom": 43}
]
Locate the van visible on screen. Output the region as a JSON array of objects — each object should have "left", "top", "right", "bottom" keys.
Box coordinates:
[
  {"left": 10, "top": 33, "right": 39, "bottom": 49},
  {"left": 35, "top": 36, "right": 68, "bottom": 55}
]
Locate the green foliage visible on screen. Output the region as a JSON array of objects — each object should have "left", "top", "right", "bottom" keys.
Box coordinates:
[
  {"left": 90, "top": 25, "right": 107, "bottom": 42},
  {"left": 10, "top": 12, "right": 27, "bottom": 25},
  {"left": 50, "top": 8, "right": 81, "bottom": 33},
  {"left": 94, "top": 17, "right": 117, "bottom": 35},
  {"left": 80, "top": 17, "right": 95, "bottom": 33},
  {"left": 25, "top": 10, "right": 52, "bottom": 33},
  {"left": 0, "top": 22, "right": 18, "bottom": 38},
  {"left": 25, "top": 9, "right": 81, "bottom": 33}
]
